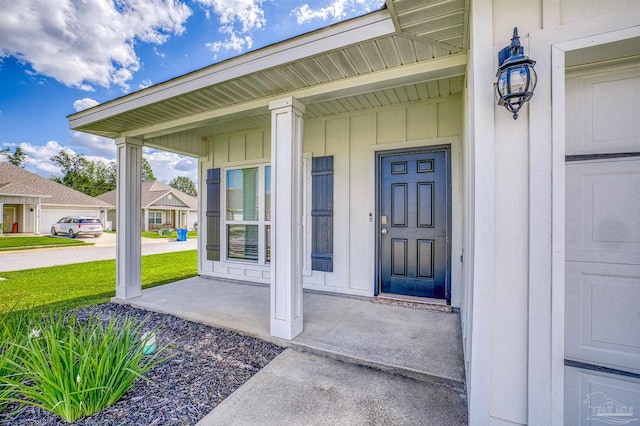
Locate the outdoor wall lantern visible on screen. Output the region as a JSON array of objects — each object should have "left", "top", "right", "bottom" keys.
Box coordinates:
[{"left": 495, "top": 27, "right": 537, "bottom": 119}]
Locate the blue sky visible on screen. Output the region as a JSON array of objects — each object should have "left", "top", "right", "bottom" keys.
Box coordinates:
[{"left": 0, "top": 0, "right": 384, "bottom": 183}]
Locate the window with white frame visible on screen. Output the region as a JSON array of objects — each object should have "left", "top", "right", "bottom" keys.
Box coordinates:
[
  {"left": 148, "top": 211, "right": 162, "bottom": 225},
  {"left": 220, "top": 157, "right": 312, "bottom": 271},
  {"left": 224, "top": 165, "right": 271, "bottom": 264}
]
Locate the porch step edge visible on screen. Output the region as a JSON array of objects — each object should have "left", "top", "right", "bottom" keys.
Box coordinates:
[
  {"left": 290, "top": 342, "right": 466, "bottom": 393},
  {"left": 372, "top": 296, "right": 453, "bottom": 313}
]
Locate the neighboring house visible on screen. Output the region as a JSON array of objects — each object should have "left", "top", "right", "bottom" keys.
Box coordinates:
[
  {"left": 0, "top": 162, "right": 112, "bottom": 234},
  {"left": 96, "top": 181, "right": 197, "bottom": 231},
  {"left": 67, "top": 2, "right": 640, "bottom": 424}
]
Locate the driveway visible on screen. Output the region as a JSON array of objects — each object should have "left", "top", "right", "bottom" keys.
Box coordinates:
[{"left": 0, "top": 233, "right": 198, "bottom": 272}]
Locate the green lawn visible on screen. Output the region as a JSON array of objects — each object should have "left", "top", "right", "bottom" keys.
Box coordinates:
[
  {"left": 0, "top": 250, "right": 197, "bottom": 312},
  {"left": 141, "top": 230, "right": 198, "bottom": 239},
  {"left": 0, "top": 236, "right": 88, "bottom": 252}
]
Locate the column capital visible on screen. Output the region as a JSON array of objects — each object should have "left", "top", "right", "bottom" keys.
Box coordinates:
[
  {"left": 269, "top": 96, "right": 305, "bottom": 114},
  {"left": 115, "top": 136, "right": 143, "bottom": 146}
]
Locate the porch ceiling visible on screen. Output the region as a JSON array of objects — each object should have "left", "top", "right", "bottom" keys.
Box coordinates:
[
  {"left": 69, "top": 0, "right": 468, "bottom": 142},
  {"left": 189, "top": 75, "right": 464, "bottom": 137}
]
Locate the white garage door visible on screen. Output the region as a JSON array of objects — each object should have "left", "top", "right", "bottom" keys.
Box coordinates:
[
  {"left": 41, "top": 208, "right": 102, "bottom": 235},
  {"left": 564, "top": 63, "right": 640, "bottom": 423},
  {"left": 187, "top": 211, "right": 198, "bottom": 230}
]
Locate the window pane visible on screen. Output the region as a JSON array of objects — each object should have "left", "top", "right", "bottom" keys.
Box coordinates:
[
  {"left": 226, "top": 168, "right": 258, "bottom": 221},
  {"left": 227, "top": 225, "right": 258, "bottom": 261},
  {"left": 265, "top": 166, "right": 271, "bottom": 221},
  {"left": 265, "top": 225, "right": 271, "bottom": 264}
]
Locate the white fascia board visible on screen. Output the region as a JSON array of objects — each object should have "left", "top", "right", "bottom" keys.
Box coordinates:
[
  {"left": 126, "top": 54, "right": 467, "bottom": 139},
  {"left": 69, "top": 11, "right": 394, "bottom": 131},
  {"left": 41, "top": 203, "right": 110, "bottom": 208},
  {"left": 0, "top": 193, "right": 51, "bottom": 198}
]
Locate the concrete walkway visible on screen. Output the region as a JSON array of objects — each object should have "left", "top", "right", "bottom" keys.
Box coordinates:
[
  {"left": 198, "top": 349, "right": 467, "bottom": 426},
  {"left": 116, "top": 277, "right": 468, "bottom": 424},
  {"left": 0, "top": 233, "right": 197, "bottom": 271}
]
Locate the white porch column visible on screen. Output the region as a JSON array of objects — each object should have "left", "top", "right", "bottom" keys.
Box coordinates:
[
  {"left": 269, "top": 96, "right": 305, "bottom": 340},
  {"left": 115, "top": 137, "right": 143, "bottom": 300},
  {"left": 143, "top": 208, "right": 149, "bottom": 232},
  {"left": 35, "top": 203, "right": 41, "bottom": 235},
  {"left": 0, "top": 202, "right": 3, "bottom": 234}
]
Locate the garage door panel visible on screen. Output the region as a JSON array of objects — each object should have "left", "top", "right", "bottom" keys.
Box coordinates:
[
  {"left": 566, "top": 261, "right": 640, "bottom": 374},
  {"left": 566, "top": 66, "right": 640, "bottom": 156},
  {"left": 565, "top": 366, "right": 640, "bottom": 426},
  {"left": 566, "top": 158, "right": 640, "bottom": 265}
]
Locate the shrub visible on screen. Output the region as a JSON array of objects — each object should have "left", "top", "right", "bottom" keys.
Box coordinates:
[
  {"left": 0, "top": 304, "right": 32, "bottom": 415},
  {"left": 0, "top": 309, "right": 167, "bottom": 423}
]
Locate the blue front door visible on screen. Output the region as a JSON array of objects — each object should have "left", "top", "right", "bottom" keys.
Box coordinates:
[{"left": 378, "top": 148, "right": 450, "bottom": 301}]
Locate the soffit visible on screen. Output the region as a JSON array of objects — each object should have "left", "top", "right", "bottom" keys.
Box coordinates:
[
  {"left": 191, "top": 76, "right": 464, "bottom": 137},
  {"left": 71, "top": 1, "right": 468, "bottom": 139}
]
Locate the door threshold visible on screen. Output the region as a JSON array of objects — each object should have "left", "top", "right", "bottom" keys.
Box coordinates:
[{"left": 373, "top": 294, "right": 452, "bottom": 313}]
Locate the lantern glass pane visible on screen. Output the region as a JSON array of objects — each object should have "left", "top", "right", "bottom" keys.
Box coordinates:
[
  {"left": 529, "top": 67, "right": 537, "bottom": 91},
  {"left": 510, "top": 67, "right": 527, "bottom": 93},
  {"left": 498, "top": 72, "right": 509, "bottom": 96}
]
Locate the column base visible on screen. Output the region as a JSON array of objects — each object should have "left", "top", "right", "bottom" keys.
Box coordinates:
[{"left": 270, "top": 317, "right": 303, "bottom": 340}]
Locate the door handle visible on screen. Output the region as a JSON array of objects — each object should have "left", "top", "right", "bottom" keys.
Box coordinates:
[{"left": 381, "top": 228, "right": 387, "bottom": 235}]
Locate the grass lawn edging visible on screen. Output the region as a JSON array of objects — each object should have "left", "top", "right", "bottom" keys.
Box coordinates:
[
  {"left": 0, "top": 236, "right": 89, "bottom": 252},
  {"left": 0, "top": 250, "right": 198, "bottom": 312}
]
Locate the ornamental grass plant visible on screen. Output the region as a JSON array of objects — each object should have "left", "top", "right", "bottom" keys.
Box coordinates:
[
  {"left": 0, "top": 308, "right": 168, "bottom": 423},
  {"left": 0, "top": 304, "right": 32, "bottom": 415}
]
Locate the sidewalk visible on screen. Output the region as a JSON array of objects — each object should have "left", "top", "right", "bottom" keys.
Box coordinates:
[{"left": 198, "top": 349, "right": 467, "bottom": 426}]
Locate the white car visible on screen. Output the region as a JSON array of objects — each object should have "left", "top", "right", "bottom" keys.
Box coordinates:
[{"left": 51, "top": 216, "right": 103, "bottom": 238}]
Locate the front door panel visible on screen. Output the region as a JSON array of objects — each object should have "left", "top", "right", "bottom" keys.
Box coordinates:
[{"left": 379, "top": 149, "right": 449, "bottom": 300}]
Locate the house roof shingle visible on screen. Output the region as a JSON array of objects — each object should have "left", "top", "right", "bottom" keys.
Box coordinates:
[
  {"left": 0, "top": 162, "right": 112, "bottom": 207},
  {"left": 96, "top": 180, "right": 197, "bottom": 210}
]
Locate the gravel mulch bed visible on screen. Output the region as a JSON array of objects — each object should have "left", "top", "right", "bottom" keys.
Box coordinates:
[{"left": 1, "top": 303, "right": 284, "bottom": 425}]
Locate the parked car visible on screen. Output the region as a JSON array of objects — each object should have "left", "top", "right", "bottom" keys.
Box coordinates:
[{"left": 51, "top": 216, "right": 103, "bottom": 238}]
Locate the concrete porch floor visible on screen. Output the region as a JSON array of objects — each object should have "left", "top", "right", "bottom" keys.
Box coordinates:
[
  {"left": 116, "top": 276, "right": 466, "bottom": 390},
  {"left": 115, "top": 277, "right": 467, "bottom": 424}
]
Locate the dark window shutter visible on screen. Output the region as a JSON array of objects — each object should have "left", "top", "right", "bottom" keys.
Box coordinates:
[
  {"left": 206, "top": 168, "right": 221, "bottom": 261},
  {"left": 311, "top": 156, "right": 333, "bottom": 272}
]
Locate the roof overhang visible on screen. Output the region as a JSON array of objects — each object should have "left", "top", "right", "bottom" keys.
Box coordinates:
[
  {"left": 133, "top": 53, "right": 465, "bottom": 140},
  {"left": 69, "top": 11, "right": 395, "bottom": 134},
  {"left": 69, "top": 1, "right": 468, "bottom": 148}
]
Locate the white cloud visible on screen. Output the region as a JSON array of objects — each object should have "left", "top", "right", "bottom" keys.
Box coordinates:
[
  {"left": 206, "top": 33, "right": 253, "bottom": 53},
  {"left": 73, "top": 98, "right": 100, "bottom": 112},
  {"left": 7, "top": 140, "right": 115, "bottom": 178},
  {"left": 195, "top": 0, "right": 265, "bottom": 54},
  {"left": 138, "top": 79, "right": 153, "bottom": 90},
  {"left": 292, "top": 0, "right": 384, "bottom": 24},
  {"left": 152, "top": 47, "right": 165, "bottom": 58},
  {"left": 0, "top": 0, "right": 192, "bottom": 92},
  {"left": 143, "top": 148, "right": 197, "bottom": 184},
  {"left": 69, "top": 131, "right": 116, "bottom": 158},
  {"left": 17, "top": 141, "right": 74, "bottom": 177}
]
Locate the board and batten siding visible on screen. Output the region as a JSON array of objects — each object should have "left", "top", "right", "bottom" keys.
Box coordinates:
[
  {"left": 152, "top": 194, "right": 189, "bottom": 208},
  {"left": 198, "top": 96, "right": 463, "bottom": 302}
]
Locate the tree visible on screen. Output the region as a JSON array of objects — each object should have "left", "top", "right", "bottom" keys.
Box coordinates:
[
  {"left": 1, "top": 146, "right": 29, "bottom": 167},
  {"left": 142, "top": 158, "right": 156, "bottom": 182},
  {"left": 50, "top": 150, "right": 156, "bottom": 196},
  {"left": 169, "top": 176, "right": 197, "bottom": 196},
  {"left": 50, "top": 150, "right": 115, "bottom": 196}
]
